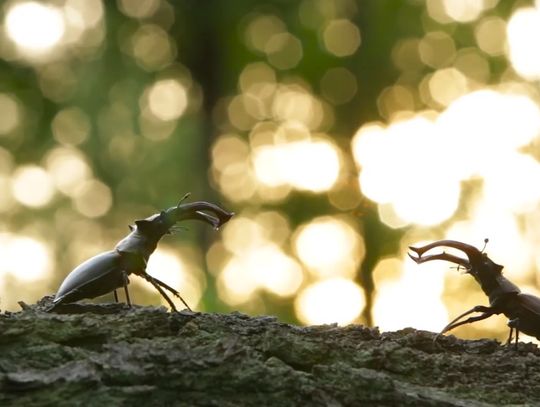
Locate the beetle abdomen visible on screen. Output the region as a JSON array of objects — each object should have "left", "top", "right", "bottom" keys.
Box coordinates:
[{"left": 53, "top": 251, "right": 126, "bottom": 305}]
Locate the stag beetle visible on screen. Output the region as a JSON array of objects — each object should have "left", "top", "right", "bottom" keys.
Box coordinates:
[
  {"left": 49, "top": 194, "right": 234, "bottom": 312},
  {"left": 408, "top": 239, "right": 540, "bottom": 347}
]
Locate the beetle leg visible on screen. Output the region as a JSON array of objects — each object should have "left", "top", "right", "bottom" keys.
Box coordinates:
[
  {"left": 137, "top": 271, "right": 193, "bottom": 312},
  {"left": 122, "top": 271, "right": 132, "bottom": 307},
  {"left": 114, "top": 290, "right": 119, "bottom": 303},
  {"left": 144, "top": 276, "right": 178, "bottom": 312},
  {"left": 435, "top": 305, "right": 496, "bottom": 341},
  {"left": 505, "top": 326, "right": 517, "bottom": 349},
  {"left": 142, "top": 273, "right": 192, "bottom": 312},
  {"left": 506, "top": 319, "right": 520, "bottom": 349}
]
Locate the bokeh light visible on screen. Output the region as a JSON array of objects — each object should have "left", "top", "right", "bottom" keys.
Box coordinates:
[
  {"left": 442, "top": 0, "right": 486, "bottom": 23},
  {"left": 136, "top": 247, "right": 205, "bottom": 309},
  {"left": 352, "top": 116, "right": 460, "bottom": 226},
  {"left": 0, "top": 235, "right": 53, "bottom": 282},
  {"left": 294, "top": 216, "right": 363, "bottom": 278},
  {"left": 4, "top": 2, "right": 65, "bottom": 55},
  {"left": 453, "top": 49, "right": 490, "bottom": 84},
  {"left": 427, "top": 0, "right": 498, "bottom": 24},
  {"left": 72, "top": 179, "right": 113, "bottom": 218},
  {"left": 252, "top": 139, "right": 341, "bottom": 192},
  {"left": 11, "top": 165, "right": 55, "bottom": 208},
  {"left": 147, "top": 79, "right": 188, "bottom": 121},
  {"left": 475, "top": 17, "right": 506, "bottom": 56},
  {"left": 353, "top": 89, "right": 540, "bottom": 227},
  {"left": 295, "top": 278, "right": 365, "bottom": 325},
  {"left": 52, "top": 107, "right": 91, "bottom": 146},
  {"left": 372, "top": 256, "right": 447, "bottom": 332},
  {"left": 118, "top": 0, "right": 160, "bottom": 19},
  {"left": 322, "top": 19, "right": 361, "bottom": 57},
  {"left": 0, "top": 233, "right": 54, "bottom": 309},
  {"left": 217, "top": 212, "right": 303, "bottom": 306},
  {"left": 2, "top": 0, "right": 540, "bottom": 345},
  {"left": 428, "top": 68, "right": 469, "bottom": 107},
  {"left": 244, "top": 14, "right": 286, "bottom": 53},
  {"left": 45, "top": 147, "right": 92, "bottom": 196},
  {"left": 418, "top": 31, "right": 456, "bottom": 69},
  {"left": 506, "top": 6, "right": 540, "bottom": 80},
  {"left": 220, "top": 243, "right": 303, "bottom": 302},
  {"left": 131, "top": 24, "right": 176, "bottom": 71},
  {"left": 265, "top": 33, "right": 303, "bottom": 70}
]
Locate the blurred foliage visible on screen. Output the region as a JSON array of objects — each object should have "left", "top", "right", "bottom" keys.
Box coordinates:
[{"left": 2, "top": 0, "right": 540, "bottom": 343}]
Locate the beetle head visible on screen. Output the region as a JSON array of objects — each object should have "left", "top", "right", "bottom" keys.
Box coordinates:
[
  {"left": 162, "top": 196, "right": 234, "bottom": 230},
  {"left": 408, "top": 239, "right": 503, "bottom": 280},
  {"left": 133, "top": 212, "right": 169, "bottom": 235},
  {"left": 129, "top": 195, "right": 234, "bottom": 237}
]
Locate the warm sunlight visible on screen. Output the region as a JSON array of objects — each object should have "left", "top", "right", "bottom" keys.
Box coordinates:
[
  {"left": 138, "top": 248, "right": 205, "bottom": 309},
  {"left": 0, "top": 234, "right": 53, "bottom": 282},
  {"left": 352, "top": 90, "right": 540, "bottom": 227},
  {"left": 5, "top": 2, "right": 65, "bottom": 55},
  {"left": 507, "top": 6, "right": 540, "bottom": 80},
  {"left": 372, "top": 255, "right": 448, "bottom": 332},
  {"left": 11, "top": 165, "right": 55, "bottom": 208},
  {"left": 293, "top": 217, "right": 363, "bottom": 278},
  {"left": 295, "top": 278, "right": 365, "bottom": 325}
]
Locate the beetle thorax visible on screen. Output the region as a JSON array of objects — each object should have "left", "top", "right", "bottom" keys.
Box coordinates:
[
  {"left": 471, "top": 260, "right": 520, "bottom": 304},
  {"left": 115, "top": 229, "right": 161, "bottom": 259}
]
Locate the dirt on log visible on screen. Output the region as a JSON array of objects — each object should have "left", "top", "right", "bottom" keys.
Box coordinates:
[{"left": 1, "top": 297, "right": 540, "bottom": 406}]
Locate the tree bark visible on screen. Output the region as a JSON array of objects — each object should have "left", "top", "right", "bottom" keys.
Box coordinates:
[{"left": 1, "top": 297, "right": 539, "bottom": 406}]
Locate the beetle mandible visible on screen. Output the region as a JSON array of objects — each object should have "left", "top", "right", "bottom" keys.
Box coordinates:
[
  {"left": 49, "top": 194, "right": 234, "bottom": 312},
  {"left": 408, "top": 239, "right": 540, "bottom": 347}
]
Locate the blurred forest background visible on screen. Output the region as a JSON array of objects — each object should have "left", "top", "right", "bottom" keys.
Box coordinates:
[{"left": 2, "top": 0, "right": 540, "bottom": 343}]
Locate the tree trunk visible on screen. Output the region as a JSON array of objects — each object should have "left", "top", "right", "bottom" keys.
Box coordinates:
[{"left": 1, "top": 297, "right": 539, "bottom": 406}]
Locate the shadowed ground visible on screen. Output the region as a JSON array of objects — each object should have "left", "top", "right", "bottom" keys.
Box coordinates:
[{"left": 1, "top": 297, "right": 539, "bottom": 406}]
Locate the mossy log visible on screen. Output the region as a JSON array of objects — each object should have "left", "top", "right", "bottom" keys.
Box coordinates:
[{"left": 1, "top": 296, "right": 540, "bottom": 406}]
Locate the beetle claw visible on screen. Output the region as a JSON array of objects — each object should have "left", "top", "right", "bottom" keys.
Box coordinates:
[
  {"left": 407, "top": 252, "right": 421, "bottom": 263},
  {"left": 408, "top": 245, "right": 425, "bottom": 257},
  {"left": 408, "top": 241, "right": 475, "bottom": 269}
]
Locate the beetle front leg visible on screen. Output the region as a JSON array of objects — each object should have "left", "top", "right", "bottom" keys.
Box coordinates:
[
  {"left": 136, "top": 271, "right": 193, "bottom": 312},
  {"left": 144, "top": 277, "right": 178, "bottom": 312},
  {"left": 435, "top": 305, "right": 497, "bottom": 341},
  {"left": 149, "top": 276, "right": 192, "bottom": 311},
  {"left": 134, "top": 270, "right": 192, "bottom": 311}
]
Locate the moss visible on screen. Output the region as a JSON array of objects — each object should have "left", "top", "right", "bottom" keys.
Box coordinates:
[{"left": 1, "top": 297, "right": 540, "bottom": 406}]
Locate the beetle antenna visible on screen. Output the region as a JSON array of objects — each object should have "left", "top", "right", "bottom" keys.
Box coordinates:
[
  {"left": 481, "top": 238, "right": 489, "bottom": 253},
  {"left": 177, "top": 192, "right": 191, "bottom": 208}
]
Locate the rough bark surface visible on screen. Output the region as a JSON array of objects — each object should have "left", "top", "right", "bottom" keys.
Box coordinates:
[{"left": 1, "top": 297, "right": 540, "bottom": 406}]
